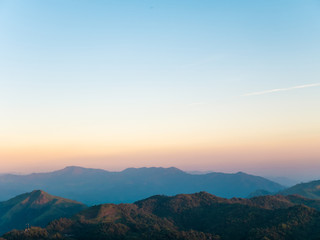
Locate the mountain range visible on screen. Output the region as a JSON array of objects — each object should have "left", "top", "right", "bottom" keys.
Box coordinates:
[
  {"left": 3, "top": 191, "right": 320, "bottom": 240},
  {"left": 0, "top": 166, "right": 284, "bottom": 205},
  {"left": 1, "top": 174, "right": 320, "bottom": 239}
]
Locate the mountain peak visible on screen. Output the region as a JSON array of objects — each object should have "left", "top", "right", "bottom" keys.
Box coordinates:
[
  {"left": 54, "top": 166, "right": 108, "bottom": 176},
  {"left": 13, "top": 190, "right": 84, "bottom": 207},
  {"left": 25, "top": 190, "right": 52, "bottom": 205},
  {"left": 0, "top": 191, "right": 87, "bottom": 235},
  {"left": 30, "top": 189, "right": 46, "bottom": 195},
  {"left": 61, "top": 166, "right": 88, "bottom": 174}
]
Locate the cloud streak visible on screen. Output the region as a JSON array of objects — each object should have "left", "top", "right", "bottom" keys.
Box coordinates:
[{"left": 242, "top": 83, "right": 320, "bottom": 96}]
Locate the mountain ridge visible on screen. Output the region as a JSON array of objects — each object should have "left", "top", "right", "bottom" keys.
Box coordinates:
[
  {"left": 3, "top": 192, "right": 320, "bottom": 240},
  {"left": 0, "top": 166, "right": 284, "bottom": 205},
  {"left": 0, "top": 190, "right": 87, "bottom": 235},
  {"left": 279, "top": 179, "right": 320, "bottom": 199}
]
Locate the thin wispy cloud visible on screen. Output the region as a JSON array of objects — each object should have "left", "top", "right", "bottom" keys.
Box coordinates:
[{"left": 242, "top": 83, "right": 320, "bottom": 96}]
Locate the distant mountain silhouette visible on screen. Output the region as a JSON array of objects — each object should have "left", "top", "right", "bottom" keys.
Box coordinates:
[
  {"left": 279, "top": 180, "right": 320, "bottom": 199},
  {"left": 0, "top": 190, "right": 86, "bottom": 235},
  {"left": 3, "top": 192, "right": 320, "bottom": 240},
  {"left": 0, "top": 166, "right": 284, "bottom": 205}
]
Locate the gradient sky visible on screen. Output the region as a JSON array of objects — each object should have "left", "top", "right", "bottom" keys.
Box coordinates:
[{"left": 0, "top": 0, "right": 320, "bottom": 180}]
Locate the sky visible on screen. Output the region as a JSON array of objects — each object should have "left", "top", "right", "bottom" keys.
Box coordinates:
[{"left": 0, "top": 0, "right": 320, "bottom": 181}]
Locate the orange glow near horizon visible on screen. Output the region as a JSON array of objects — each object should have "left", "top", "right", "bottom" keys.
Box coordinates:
[{"left": 1, "top": 126, "right": 319, "bottom": 177}]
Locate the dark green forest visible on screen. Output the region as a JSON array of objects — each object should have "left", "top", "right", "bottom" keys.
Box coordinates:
[{"left": 3, "top": 192, "right": 320, "bottom": 240}]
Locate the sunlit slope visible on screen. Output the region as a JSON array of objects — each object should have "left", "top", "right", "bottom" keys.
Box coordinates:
[{"left": 0, "top": 190, "right": 86, "bottom": 234}]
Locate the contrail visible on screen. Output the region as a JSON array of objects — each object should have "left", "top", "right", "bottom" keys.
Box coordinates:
[{"left": 242, "top": 83, "right": 320, "bottom": 96}]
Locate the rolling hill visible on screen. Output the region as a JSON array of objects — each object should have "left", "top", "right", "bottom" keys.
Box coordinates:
[
  {"left": 0, "top": 166, "right": 284, "bottom": 205},
  {"left": 279, "top": 180, "right": 320, "bottom": 199},
  {"left": 0, "top": 190, "right": 86, "bottom": 235},
  {"left": 3, "top": 192, "right": 320, "bottom": 240}
]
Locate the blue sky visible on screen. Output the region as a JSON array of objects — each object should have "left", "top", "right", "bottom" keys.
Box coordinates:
[
  {"left": 0, "top": 0, "right": 320, "bottom": 179},
  {"left": 1, "top": 0, "right": 320, "bottom": 98}
]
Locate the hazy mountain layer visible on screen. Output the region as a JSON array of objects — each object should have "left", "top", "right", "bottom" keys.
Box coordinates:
[
  {"left": 0, "top": 166, "right": 284, "bottom": 205},
  {"left": 279, "top": 180, "right": 320, "bottom": 199},
  {"left": 3, "top": 192, "right": 320, "bottom": 240}
]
